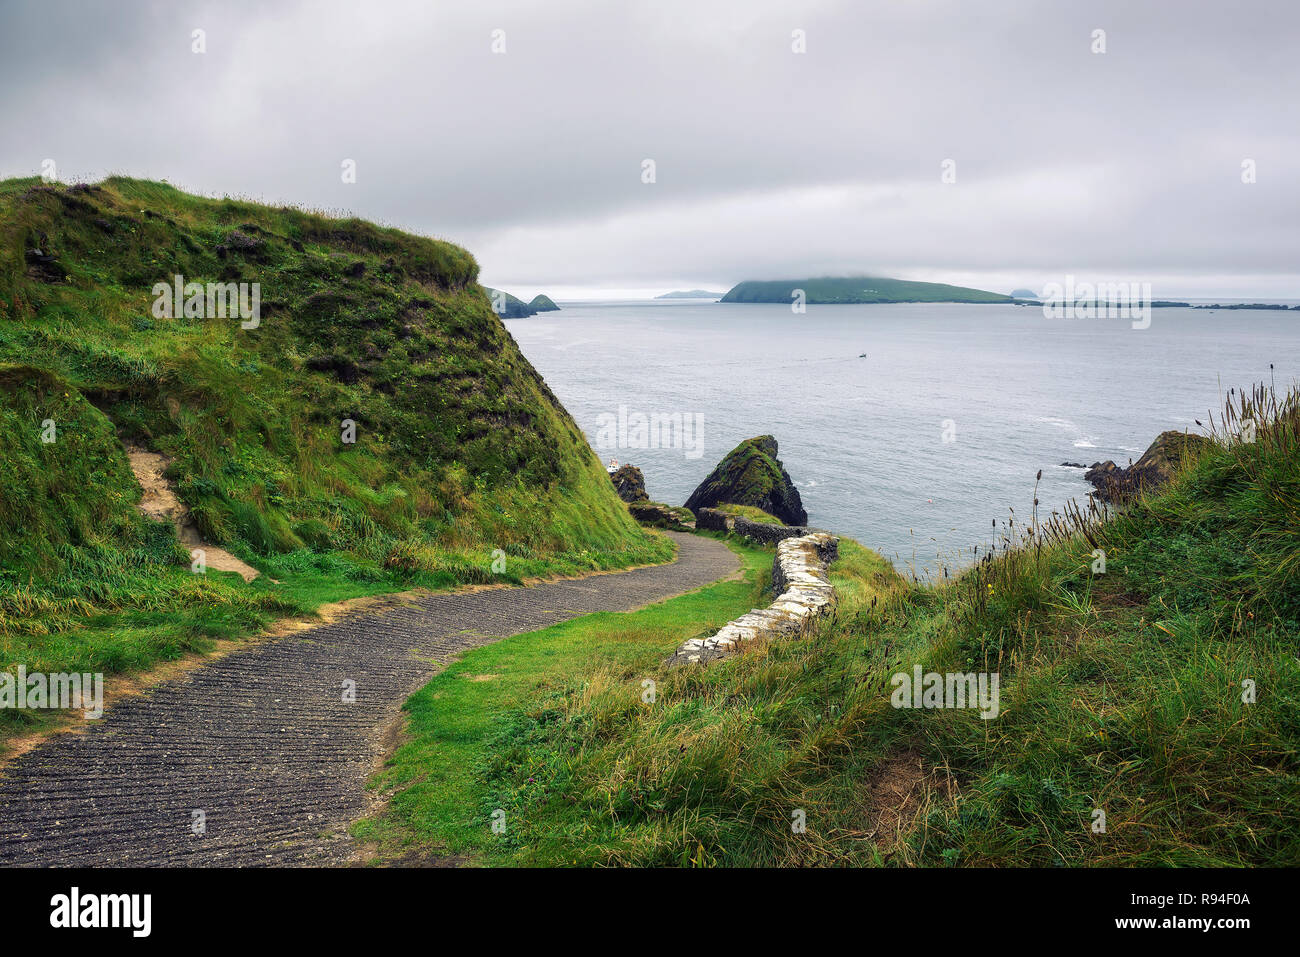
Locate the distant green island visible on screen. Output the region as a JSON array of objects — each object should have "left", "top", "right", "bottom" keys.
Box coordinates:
[
  {"left": 655, "top": 289, "right": 725, "bottom": 299},
  {"left": 482, "top": 287, "right": 560, "bottom": 317},
  {"left": 720, "top": 276, "right": 1012, "bottom": 304}
]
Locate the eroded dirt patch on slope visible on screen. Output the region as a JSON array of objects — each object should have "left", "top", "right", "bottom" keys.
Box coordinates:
[
  {"left": 859, "top": 750, "right": 958, "bottom": 857},
  {"left": 127, "top": 445, "right": 261, "bottom": 581}
]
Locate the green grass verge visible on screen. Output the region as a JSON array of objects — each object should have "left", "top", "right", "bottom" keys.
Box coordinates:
[
  {"left": 353, "top": 537, "right": 774, "bottom": 863},
  {"left": 355, "top": 535, "right": 901, "bottom": 865}
]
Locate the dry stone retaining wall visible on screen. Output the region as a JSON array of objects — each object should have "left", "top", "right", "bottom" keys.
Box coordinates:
[
  {"left": 666, "top": 530, "right": 838, "bottom": 667},
  {"left": 694, "top": 506, "right": 731, "bottom": 532},
  {"left": 692, "top": 507, "right": 817, "bottom": 546},
  {"left": 732, "top": 515, "right": 814, "bottom": 546}
]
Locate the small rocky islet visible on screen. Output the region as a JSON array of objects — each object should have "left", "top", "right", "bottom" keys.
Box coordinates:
[{"left": 609, "top": 434, "right": 809, "bottom": 535}]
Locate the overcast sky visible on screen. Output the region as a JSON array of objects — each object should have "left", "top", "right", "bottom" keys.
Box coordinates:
[{"left": 2, "top": 0, "right": 1297, "bottom": 298}]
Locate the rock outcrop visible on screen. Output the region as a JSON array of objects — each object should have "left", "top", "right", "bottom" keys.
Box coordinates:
[
  {"left": 610, "top": 464, "right": 647, "bottom": 503},
  {"left": 666, "top": 531, "right": 838, "bottom": 666},
  {"left": 1083, "top": 430, "right": 1213, "bottom": 503},
  {"left": 684, "top": 435, "right": 807, "bottom": 526},
  {"left": 529, "top": 294, "right": 560, "bottom": 312}
]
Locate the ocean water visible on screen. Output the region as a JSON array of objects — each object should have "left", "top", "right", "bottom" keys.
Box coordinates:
[{"left": 506, "top": 302, "right": 1299, "bottom": 575}]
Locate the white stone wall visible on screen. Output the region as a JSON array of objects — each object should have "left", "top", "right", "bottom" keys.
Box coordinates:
[{"left": 666, "top": 531, "right": 838, "bottom": 666}]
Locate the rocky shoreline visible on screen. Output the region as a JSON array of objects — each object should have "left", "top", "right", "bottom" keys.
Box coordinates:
[{"left": 1072, "top": 430, "right": 1213, "bottom": 503}]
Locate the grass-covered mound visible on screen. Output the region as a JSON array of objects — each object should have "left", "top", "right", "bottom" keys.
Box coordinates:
[
  {"left": 0, "top": 177, "right": 669, "bottom": 731},
  {"left": 684, "top": 434, "right": 807, "bottom": 526},
  {"left": 366, "top": 386, "right": 1298, "bottom": 866}
]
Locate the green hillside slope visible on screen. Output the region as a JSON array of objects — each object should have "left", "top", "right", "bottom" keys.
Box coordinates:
[{"left": 0, "top": 177, "right": 667, "bottom": 722}]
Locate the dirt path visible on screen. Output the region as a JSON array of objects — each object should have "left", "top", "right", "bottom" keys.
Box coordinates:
[
  {"left": 0, "top": 532, "right": 738, "bottom": 867},
  {"left": 127, "top": 446, "right": 261, "bottom": 581}
]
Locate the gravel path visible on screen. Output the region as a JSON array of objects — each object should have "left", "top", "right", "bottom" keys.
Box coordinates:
[{"left": 0, "top": 532, "right": 738, "bottom": 867}]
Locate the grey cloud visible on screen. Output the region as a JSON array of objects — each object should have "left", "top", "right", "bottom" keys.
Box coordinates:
[{"left": 1, "top": 0, "right": 1296, "bottom": 295}]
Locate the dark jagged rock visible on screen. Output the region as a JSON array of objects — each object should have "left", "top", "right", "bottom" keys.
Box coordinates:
[
  {"left": 24, "top": 231, "right": 65, "bottom": 282},
  {"left": 610, "top": 464, "right": 647, "bottom": 502},
  {"left": 1083, "top": 430, "right": 1214, "bottom": 503},
  {"left": 684, "top": 435, "right": 807, "bottom": 526}
]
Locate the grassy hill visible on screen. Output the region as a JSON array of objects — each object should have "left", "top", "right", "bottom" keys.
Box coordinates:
[
  {"left": 0, "top": 177, "right": 668, "bottom": 736},
  {"left": 721, "top": 276, "right": 1011, "bottom": 305}
]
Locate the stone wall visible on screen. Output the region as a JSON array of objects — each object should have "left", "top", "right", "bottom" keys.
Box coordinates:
[
  {"left": 732, "top": 515, "right": 813, "bottom": 546},
  {"left": 627, "top": 500, "right": 693, "bottom": 530},
  {"left": 694, "top": 506, "right": 731, "bottom": 532},
  {"left": 692, "top": 507, "right": 814, "bottom": 545},
  {"left": 666, "top": 531, "right": 838, "bottom": 667}
]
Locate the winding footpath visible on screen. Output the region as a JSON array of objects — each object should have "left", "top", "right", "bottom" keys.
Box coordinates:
[{"left": 0, "top": 532, "right": 738, "bottom": 867}]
